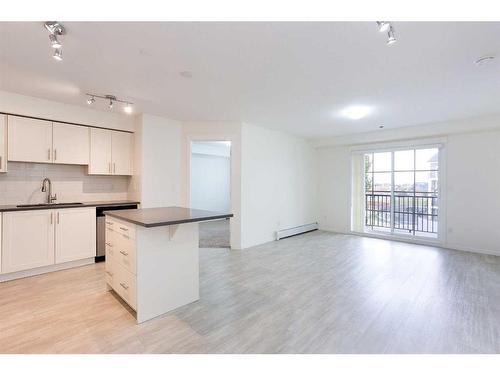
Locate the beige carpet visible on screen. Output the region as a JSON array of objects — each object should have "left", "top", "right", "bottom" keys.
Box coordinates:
[{"left": 199, "top": 219, "right": 230, "bottom": 248}]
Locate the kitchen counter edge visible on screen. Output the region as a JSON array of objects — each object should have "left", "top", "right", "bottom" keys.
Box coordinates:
[{"left": 0, "top": 200, "right": 140, "bottom": 213}]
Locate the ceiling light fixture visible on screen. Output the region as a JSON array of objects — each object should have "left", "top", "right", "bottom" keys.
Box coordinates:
[
  {"left": 340, "top": 105, "right": 373, "bottom": 120},
  {"left": 49, "top": 34, "right": 62, "bottom": 49},
  {"left": 376, "top": 21, "right": 391, "bottom": 33},
  {"left": 386, "top": 26, "right": 397, "bottom": 45},
  {"left": 85, "top": 93, "right": 134, "bottom": 114},
  {"left": 53, "top": 48, "right": 63, "bottom": 61},
  {"left": 44, "top": 22, "right": 66, "bottom": 61}
]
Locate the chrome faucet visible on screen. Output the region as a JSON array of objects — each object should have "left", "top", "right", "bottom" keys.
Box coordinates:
[{"left": 41, "top": 178, "right": 57, "bottom": 204}]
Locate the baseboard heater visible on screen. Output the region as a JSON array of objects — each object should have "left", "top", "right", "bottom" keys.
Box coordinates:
[{"left": 276, "top": 223, "right": 319, "bottom": 240}]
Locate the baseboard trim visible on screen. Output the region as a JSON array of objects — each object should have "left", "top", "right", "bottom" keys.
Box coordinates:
[
  {"left": 0, "top": 258, "right": 95, "bottom": 283},
  {"left": 276, "top": 223, "right": 319, "bottom": 240}
]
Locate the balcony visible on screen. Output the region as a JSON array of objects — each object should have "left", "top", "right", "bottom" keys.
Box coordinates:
[{"left": 365, "top": 192, "right": 438, "bottom": 236}]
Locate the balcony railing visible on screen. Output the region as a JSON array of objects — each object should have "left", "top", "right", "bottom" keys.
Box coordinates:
[{"left": 365, "top": 192, "right": 438, "bottom": 234}]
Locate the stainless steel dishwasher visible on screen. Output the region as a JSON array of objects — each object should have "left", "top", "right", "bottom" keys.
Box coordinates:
[{"left": 96, "top": 204, "right": 138, "bottom": 261}]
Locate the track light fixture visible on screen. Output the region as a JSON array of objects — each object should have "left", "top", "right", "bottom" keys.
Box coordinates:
[
  {"left": 53, "top": 48, "right": 63, "bottom": 61},
  {"left": 85, "top": 93, "right": 134, "bottom": 114},
  {"left": 387, "top": 26, "right": 397, "bottom": 45},
  {"left": 45, "top": 22, "right": 66, "bottom": 61},
  {"left": 376, "top": 21, "right": 390, "bottom": 33},
  {"left": 375, "top": 22, "right": 397, "bottom": 45},
  {"left": 49, "top": 34, "right": 62, "bottom": 49}
]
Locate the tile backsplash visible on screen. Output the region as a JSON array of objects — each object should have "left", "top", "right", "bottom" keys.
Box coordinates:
[{"left": 0, "top": 162, "right": 131, "bottom": 205}]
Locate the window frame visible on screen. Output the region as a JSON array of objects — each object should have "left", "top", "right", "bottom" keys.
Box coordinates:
[{"left": 350, "top": 139, "right": 446, "bottom": 246}]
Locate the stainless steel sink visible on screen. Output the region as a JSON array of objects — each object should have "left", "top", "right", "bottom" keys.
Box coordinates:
[{"left": 16, "top": 202, "right": 84, "bottom": 208}]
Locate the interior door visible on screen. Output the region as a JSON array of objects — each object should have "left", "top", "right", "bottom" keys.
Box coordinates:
[
  {"left": 53, "top": 122, "right": 90, "bottom": 165},
  {"left": 7, "top": 116, "right": 53, "bottom": 163},
  {"left": 1, "top": 210, "right": 55, "bottom": 273},
  {"left": 89, "top": 128, "right": 112, "bottom": 174},
  {"left": 55, "top": 207, "right": 96, "bottom": 264},
  {"left": 112, "top": 131, "right": 133, "bottom": 175}
]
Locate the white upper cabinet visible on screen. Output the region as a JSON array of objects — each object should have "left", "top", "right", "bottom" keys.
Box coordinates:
[
  {"left": 52, "top": 122, "right": 90, "bottom": 165},
  {"left": 89, "top": 128, "right": 133, "bottom": 176},
  {"left": 1, "top": 209, "right": 55, "bottom": 274},
  {"left": 5, "top": 115, "right": 132, "bottom": 174},
  {"left": 8, "top": 116, "right": 53, "bottom": 163},
  {"left": 112, "top": 131, "right": 133, "bottom": 175},
  {"left": 0, "top": 115, "right": 7, "bottom": 172},
  {"left": 89, "top": 128, "right": 113, "bottom": 174},
  {"left": 55, "top": 207, "right": 96, "bottom": 264}
]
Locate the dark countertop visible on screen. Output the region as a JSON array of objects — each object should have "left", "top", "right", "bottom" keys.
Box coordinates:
[
  {"left": 0, "top": 200, "right": 140, "bottom": 213},
  {"left": 104, "top": 206, "right": 233, "bottom": 228}
]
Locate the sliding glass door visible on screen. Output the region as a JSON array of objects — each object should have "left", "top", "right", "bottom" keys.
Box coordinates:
[{"left": 363, "top": 147, "right": 439, "bottom": 239}]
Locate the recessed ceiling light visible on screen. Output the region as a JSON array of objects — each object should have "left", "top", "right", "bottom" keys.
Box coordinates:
[
  {"left": 180, "top": 71, "right": 193, "bottom": 78},
  {"left": 379, "top": 125, "right": 385, "bottom": 129},
  {"left": 474, "top": 55, "right": 495, "bottom": 66},
  {"left": 340, "top": 105, "right": 373, "bottom": 120}
]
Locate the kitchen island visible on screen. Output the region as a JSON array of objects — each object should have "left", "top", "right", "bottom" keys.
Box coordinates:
[{"left": 104, "top": 206, "right": 233, "bottom": 323}]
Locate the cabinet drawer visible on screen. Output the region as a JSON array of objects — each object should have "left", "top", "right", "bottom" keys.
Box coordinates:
[
  {"left": 105, "top": 227, "right": 117, "bottom": 260},
  {"left": 114, "top": 231, "right": 136, "bottom": 275},
  {"left": 116, "top": 221, "right": 135, "bottom": 239},
  {"left": 105, "top": 257, "right": 115, "bottom": 288},
  {"left": 114, "top": 262, "right": 137, "bottom": 310},
  {"left": 106, "top": 217, "right": 136, "bottom": 239},
  {"left": 105, "top": 218, "right": 115, "bottom": 230}
]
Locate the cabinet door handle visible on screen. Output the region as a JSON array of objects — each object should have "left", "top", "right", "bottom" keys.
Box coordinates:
[
  {"left": 119, "top": 226, "right": 128, "bottom": 231},
  {"left": 106, "top": 271, "right": 113, "bottom": 277},
  {"left": 0, "top": 156, "right": 2, "bottom": 170},
  {"left": 119, "top": 282, "right": 129, "bottom": 290},
  {"left": 108, "top": 162, "right": 111, "bottom": 173},
  {"left": 54, "top": 149, "right": 57, "bottom": 161},
  {"left": 113, "top": 163, "right": 116, "bottom": 174},
  {"left": 48, "top": 149, "right": 51, "bottom": 160},
  {"left": 119, "top": 250, "right": 129, "bottom": 256},
  {"left": 57, "top": 212, "right": 60, "bottom": 224},
  {"left": 105, "top": 242, "right": 113, "bottom": 247},
  {"left": 50, "top": 212, "right": 53, "bottom": 225},
  {"left": 106, "top": 221, "right": 114, "bottom": 225}
]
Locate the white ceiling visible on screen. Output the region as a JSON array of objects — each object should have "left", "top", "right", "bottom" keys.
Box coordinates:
[{"left": 0, "top": 22, "right": 499, "bottom": 138}]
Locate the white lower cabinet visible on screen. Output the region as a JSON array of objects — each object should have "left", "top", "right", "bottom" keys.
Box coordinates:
[
  {"left": 55, "top": 207, "right": 96, "bottom": 264},
  {"left": 1, "top": 209, "right": 55, "bottom": 273},
  {"left": 105, "top": 217, "right": 137, "bottom": 310},
  {"left": 1, "top": 207, "right": 96, "bottom": 275}
]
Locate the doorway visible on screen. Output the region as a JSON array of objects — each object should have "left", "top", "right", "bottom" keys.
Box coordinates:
[{"left": 190, "top": 141, "right": 231, "bottom": 248}]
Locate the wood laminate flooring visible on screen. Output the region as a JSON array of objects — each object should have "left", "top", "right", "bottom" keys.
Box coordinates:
[
  {"left": 1, "top": 231, "right": 499, "bottom": 353},
  {"left": 199, "top": 219, "right": 230, "bottom": 248}
]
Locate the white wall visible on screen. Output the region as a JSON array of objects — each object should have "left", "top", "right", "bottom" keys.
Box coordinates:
[
  {"left": 316, "top": 115, "right": 500, "bottom": 256},
  {"left": 190, "top": 142, "right": 231, "bottom": 212},
  {"left": 241, "top": 123, "right": 318, "bottom": 249},
  {"left": 131, "top": 114, "right": 183, "bottom": 208},
  {"left": 0, "top": 90, "right": 135, "bottom": 132}
]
